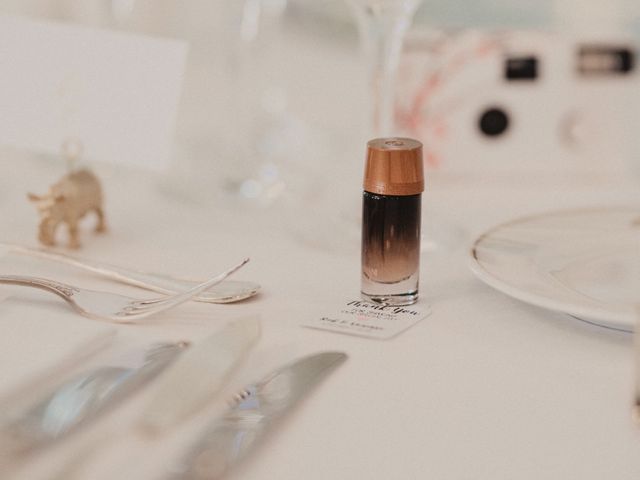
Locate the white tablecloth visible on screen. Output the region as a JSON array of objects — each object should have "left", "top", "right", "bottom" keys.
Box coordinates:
[{"left": 2, "top": 151, "right": 640, "bottom": 479}]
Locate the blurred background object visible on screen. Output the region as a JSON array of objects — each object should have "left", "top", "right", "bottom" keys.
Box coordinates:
[
  {"left": 394, "top": 27, "right": 639, "bottom": 176},
  {"left": 0, "top": 0, "right": 638, "bottom": 205},
  {"left": 346, "top": 0, "right": 423, "bottom": 137}
]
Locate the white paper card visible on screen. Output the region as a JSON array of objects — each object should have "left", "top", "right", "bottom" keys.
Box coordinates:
[
  {"left": 0, "top": 15, "right": 187, "bottom": 170},
  {"left": 302, "top": 300, "right": 431, "bottom": 340}
]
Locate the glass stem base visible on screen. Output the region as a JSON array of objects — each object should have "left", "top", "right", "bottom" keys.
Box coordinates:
[{"left": 361, "top": 290, "right": 418, "bottom": 306}]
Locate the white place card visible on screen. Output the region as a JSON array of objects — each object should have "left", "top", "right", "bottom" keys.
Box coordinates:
[
  {"left": 302, "top": 299, "right": 431, "bottom": 340},
  {"left": 0, "top": 15, "right": 187, "bottom": 170}
]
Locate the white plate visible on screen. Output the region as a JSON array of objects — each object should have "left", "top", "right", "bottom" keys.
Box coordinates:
[{"left": 469, "top": 207, "right": 640, "bottom": 332}]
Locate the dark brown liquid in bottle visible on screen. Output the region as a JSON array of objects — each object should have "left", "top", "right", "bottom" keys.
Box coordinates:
[{"left": 361, "top": 192, "right": 421, "bottom": 285}]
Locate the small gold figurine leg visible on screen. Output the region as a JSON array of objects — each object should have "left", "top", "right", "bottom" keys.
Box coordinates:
[
  {"left": 68, "top": 222, "right": 80, "bottom": 249},
  {"left": 95, "top": 207, "right": 107, "bottom": 233},
  {"left": 38, "top": 220, "right": 56, "bottom": 246}
]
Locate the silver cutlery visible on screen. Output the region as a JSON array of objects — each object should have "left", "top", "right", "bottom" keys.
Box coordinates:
[
  {"left": 47, "top": 318, "right": 261, "bottom": 480},
  {"left": 0, "top": 243, "right": 260, "bottom": 303},
  {"left": 0, "top": 342, "right": 188, "bottom": 458},
  {"left": 0, "top": 258, "right": 248, "bottom": 323},
  {"left": 166, "top": 351, "right": 347, "bottom": 480},
  {"left": 140, "top": 316, "right": 261, "bottom": 434}
]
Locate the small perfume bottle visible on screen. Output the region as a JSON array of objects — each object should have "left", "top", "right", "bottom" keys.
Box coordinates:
[{"left": 361, "top": 138, "right": 424, "bottom": 306}]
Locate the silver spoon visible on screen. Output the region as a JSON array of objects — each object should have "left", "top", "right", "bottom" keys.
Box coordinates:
[
  {"left": 0, "top": 243, "right": 260, "bottom": 303},
  {"left": 0, "top": 258, "right": 248, "bottom": 323}
]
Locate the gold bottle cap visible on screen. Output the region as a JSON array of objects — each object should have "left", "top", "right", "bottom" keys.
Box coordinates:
[{"left": 363, "top": 137, "right": 424, "bottom": 196}]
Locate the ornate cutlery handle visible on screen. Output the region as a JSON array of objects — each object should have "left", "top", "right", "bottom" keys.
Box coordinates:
[{"left": 0, "top": 275, "right": 79, "bottom": 300}]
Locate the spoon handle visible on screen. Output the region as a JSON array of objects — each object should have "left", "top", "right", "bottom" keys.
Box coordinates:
[{"left": 0, "top": 244, "right": 259, "bottom": 303}]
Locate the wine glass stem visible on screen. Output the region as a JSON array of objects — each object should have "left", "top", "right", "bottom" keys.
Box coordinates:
[{"left": 351, "top": 2, "right": 420, "bottom": 136}]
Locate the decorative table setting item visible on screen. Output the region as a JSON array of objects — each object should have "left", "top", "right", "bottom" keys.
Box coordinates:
[
  {"left": 0, "top": 342, "right": 188, "bottom": 460},
  {"left": 469, "top": 207, "right": 640, "bottom": 331},
  {"left": 0, "top": 259, "right": 249, "bottom": 323},
  {"left": 166, "top": 352, "right": 347, "bottom": 480},
  {"left": 26, "top": 317, "right": 265, "bottom": 480},
  {"left": 140, "top": 317, "right": 262, "bottom": 434},
  {"left": 0, "top": 14, "right": 187, "bottom": 171},
  {"left": 0, "top": 243, "right": 260, "bottom": 303},
  {"left": 361, "top": 137, "right": 424, "bottom": 306},
  {"left": 27, "top": 167, "right": 106, "bottom": 249},
  {"left": 347, "top": 0, "right": 424, "bottom": 136},
  {"left": 1, "top": 1, "right": 640, "bottom": 479},
  {"left": 0, "top": 302, "right": 116, "bottom": 407}
]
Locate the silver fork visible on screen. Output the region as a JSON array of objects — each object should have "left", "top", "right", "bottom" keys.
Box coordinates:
[
  {"left": 0, "top": 258, "right": 249, "bottom": 323},
  {"left": 0, "top": 243, "right": 260, "bottom": 304}
]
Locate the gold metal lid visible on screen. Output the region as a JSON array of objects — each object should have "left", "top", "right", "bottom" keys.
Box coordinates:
[{"left": 363, "top": 137, "right": 424, "bottom": 196}]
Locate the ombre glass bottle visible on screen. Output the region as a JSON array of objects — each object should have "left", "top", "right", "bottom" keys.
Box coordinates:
[{"left": 361, "top": 138, "right": 424, "bottom": 305}]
